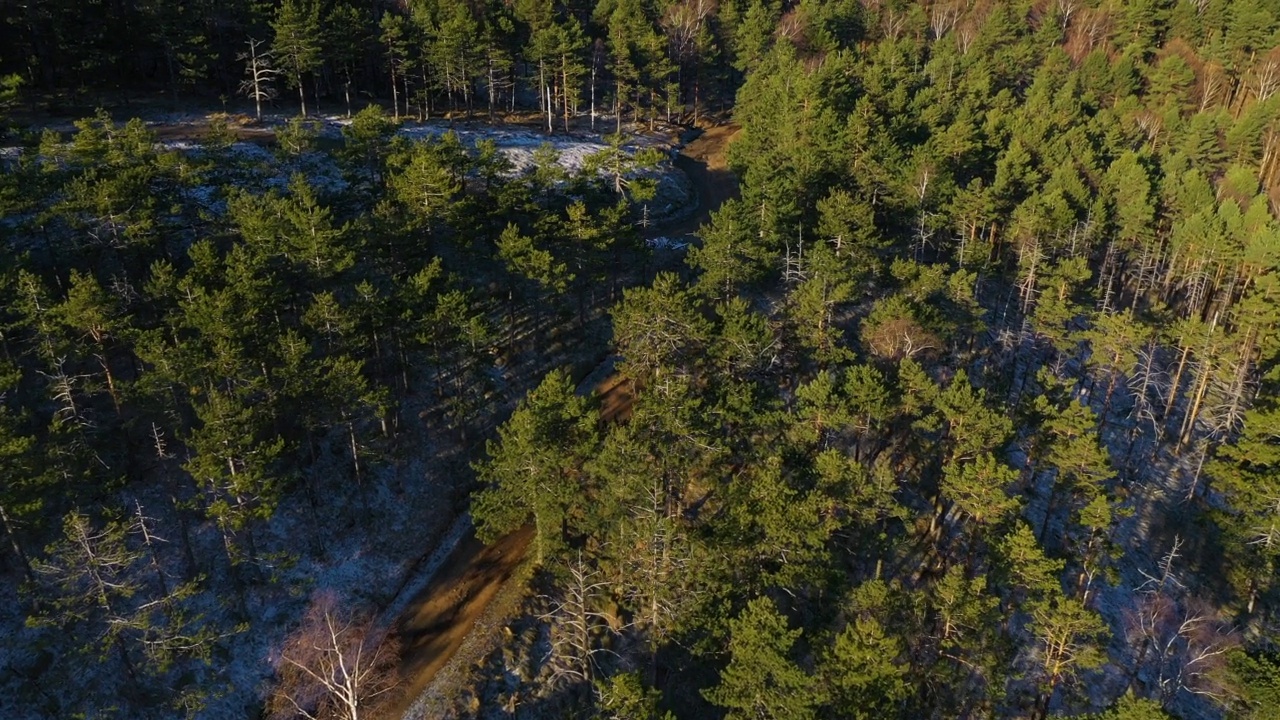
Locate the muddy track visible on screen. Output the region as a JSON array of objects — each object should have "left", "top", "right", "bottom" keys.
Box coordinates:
[
  {"left": 386, "top": 124, "right": 739, "bottom": 719},
  {"left": 389, "top": 526, "right": 534, "bottom": 717},
  {"left": 659, "top": 123, "right": 741, "bottom": 240}
]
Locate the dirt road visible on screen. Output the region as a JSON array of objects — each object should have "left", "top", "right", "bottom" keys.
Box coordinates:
[
  {"left": 388, "top": 525, "right": 533, "bottom": 717},
  {"left": 386, "top": 368, "right": 636, "bottom": 720},
  {"left": 386, "top": 125, "right": 737, "bottom": 719},
  {"left": 660, "top": 123, "right": 741, "bottom": 240}
]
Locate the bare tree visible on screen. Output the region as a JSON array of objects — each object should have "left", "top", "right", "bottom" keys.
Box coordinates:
[
  {"left": 954, "top": 2, "right": 993, "bottom": 55},
  {"left": 1125, "top": 540, "right": 1236, "bottom": 703},
  {"left": 929, "top": 0, "right": 963, "bottom": 39},
  {"left": 615, "top": 483, "right": 699, "bottom": 685},
  {"left": 1202, "top": 345, "right": 1256, "bottom": 442},
  {"left": 32, "top": 510, "right": 148, "bottom": 691},
  {"left": 539, "top": 553, "right": 617, "bottom": 685},
  {"left": 1054, "top": 0, "right": 1079, "bottom": 31},
  {"left": 661, "top": 0, "right": 715, "bottom": 121},
  {"left": 1198, "top": 62, "right": 1227, "bottom": 112},
  {"left": 239, "top": 38, "right": 280, "bottom": 119},
  {"left": 269, "top": 592, "right": 401, "bottom": 720},
  {"left": 1251, "top": 49, "right": 1280, "bottom": 104},
  {"left": 1126, "top": 338, "right": 1166, "bottom": 459}
]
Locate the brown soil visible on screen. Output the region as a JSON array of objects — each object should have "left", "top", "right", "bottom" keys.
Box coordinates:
[
  {"left": 148, "top": 118, "right": 275, "bottom": 144},
  {"left": 597, "top": 373, "right": 636, "bottom": 425},
  {"left": 387, "top": 525, "right": 534, "bottom": 718},
  {"left": 660, "top": 123, "right": 741, "bottom": 239},
  {"left": 378, "top": 124, "right": 738, "bottom": 719}
]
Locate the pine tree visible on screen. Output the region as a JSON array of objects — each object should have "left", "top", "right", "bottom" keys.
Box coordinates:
[
  {"left": 325, "top": 3, "right": 373, "bottom": 118},
  {"left": 716, "top": 456, "right": 836, "bottom": 590},
  {"left": 1091, "top": 692, "right": 1175, "bottom": 719},
  {"left": 712, "top": 297, "right": 775, "bottom": 383},
  {"left": 272, "top": 0, "right": 322, "bottom": 116},
  {"left": 942, "top": 452, "right": 1019, "bottom": 529},
  {"left": 1082, "top": 309, "right": 1143, "bottom": 417},
  {"left": 791, "top": 370, "right": 851, "bottom": 448},
  {"left": 603, "top": 0, "right": 668, "bottom": 129},
  {"left": 1031, "top": 257, "right": 1092, "bottom": 360},
  {"left": 935, "top": 370, "right": 1014, "bottom": 463},
  {"left": 1028, "top": 589, "right": 1109, "bottom": 717},
  {"left": 688, "top": 199, "right": 771, "bottom": 300},
  {"left": 1038, "top": 395, "right": 1114, "bottom": 552},
  {"left": 821, "top": 613, "right": 909, "bottom": 719},
  {"left": 0, "top": 377, "right": 41, "bottom": 583},
  {"left": 496, "top": 222, "right": 571, "bottom": 296},
  {"left": 1207, "top": 401, "right": 1280, "bottom": 614},
  {"left": 995, "top": 520, "right": 1065, "bottom": 604},
  {"left": 339, "top": 104, "right": 396, "bottom": 186},
  {"left": 380, "top": 13, "right": 414, "bottom": 120},
  {"left": 786, "top": 239, "right": 858, "bottom": 367},
  {"left": 611, "top": 272, "right": 711, "bottom": 384},
  {"left": 431, "top": 2, "right": 483, "bottom": 117},
  {"left": 597, "top": 671, "right": 673, "bottom": 720},
  {"left": 927, "top": 565, "right": 1006, "bottom": 714},
  {"left": 54, "top": 270, "right": 128, "bottom": 415},
  {"left": 182, "top": 380, "right": 286, "bottom": 576},
  {"left": 729, "top": 0, "right": 781, "bottom": 74},
  {"left": 702, "top": 596, "right": 823, "bottom": 720},
  {"left": 387, "top": 138, "right": 465, "bottom": 234},
  {"left": 472, "top": 369, "right": 598, "bottom": 564},
  {"left": 139, "top": 0, "right": 212, "bottom": 104},
  {"left": 278, "top": 175, "right": 354, "bottom": 281}
]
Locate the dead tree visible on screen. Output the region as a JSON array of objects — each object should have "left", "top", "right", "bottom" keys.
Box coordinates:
[
  {"left": 1124, "top": 538, "right": 1236, "bottom": 702},
  {"left": 269, "top": 592, "right": 401, "bottom": 720},
  {"left": 540, "top": 553, "right": 617, "bottom": 686},
  {"left": 620, "top": 485, "right": 696, "bottom": 683},
  {"left": 239, "top": 38, "right": 280, "bottom": 119},
  {"left": 1126, "top": 337, "right": 1167, "bottom": 463}
]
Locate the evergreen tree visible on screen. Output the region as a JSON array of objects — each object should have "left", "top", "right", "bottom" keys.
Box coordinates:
[
  {"left": 472, "top": 369, "right": 598, "bottom": 564},
  {"left": 702, "top": 596, "right": 823, "bottom": 720},
  {"left": 183, "top": 380, "right": 286, "bottom": 574},
  {"left": 611, "top": 272, "right": 711, "bottom": 384},
  {"left": 272, "top": 0, "right": 322, "bottom": 116},
  {"left": 821, "top": 613, "right": 909, "bottom": 719},
  {"left": 1028, "top": 590, "right": 1110, "bottom": 716}
]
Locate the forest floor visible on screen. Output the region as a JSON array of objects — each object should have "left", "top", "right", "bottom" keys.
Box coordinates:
[
  {"left": 389, "top": 124, "right": 740, "bottom": 720},
  {"left": 0, "top": 105, "right": 737, "bottom": 719},
  {"left": 2, "top": 106, "right": 701, "bottom": 225}
]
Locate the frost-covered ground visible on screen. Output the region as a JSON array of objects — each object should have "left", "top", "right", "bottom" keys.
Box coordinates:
[
  {"left": 144, "top": 111, "right": 675, "bottom": 175},
  {"left": 0, "top": 426, "right": 466, "bottom": 719},
  {"left": 998, "top": 339, "right": 1231, "bottom": 719},
  {"left": 2, "top": 110, "right": 692, "bottom": 219},
  {"left": 0, "top": 110, "right": 692, "bottom": 718},
  {"left": 3, "top": 111, "right": 695, "bottom": 256}
]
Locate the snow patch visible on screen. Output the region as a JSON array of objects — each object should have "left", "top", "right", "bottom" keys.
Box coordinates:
[{"left": 645, "top": 236, "right": 690, "bottom": 251}]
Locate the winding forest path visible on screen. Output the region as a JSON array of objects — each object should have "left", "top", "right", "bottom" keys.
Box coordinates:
[
  {"left": 388, "top": 124, "right": 740, "bottom": 719},
  {"left": 654, "top": 123, "right": 741, "bottom": 240},
  {"left": 392, "top": 526, "right": 534, "bottom": 712}
]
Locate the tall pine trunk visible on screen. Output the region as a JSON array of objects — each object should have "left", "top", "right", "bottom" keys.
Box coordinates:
[
  {"left": 296, "top": 72, "right": 307, "bottom": 116},
  {"left": 561, "top": 53, "right": 571, "bottom": 132},
  {"left": 0, "top": 504, "right": 34, "bottom": 584},
  {"left": 390, "top": 64, "right": 400, "bottom": 120}
]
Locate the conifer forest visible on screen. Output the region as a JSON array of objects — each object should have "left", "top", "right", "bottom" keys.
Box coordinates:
[{"left": 6, "top": 0, "right": 1280, "bottom": 718}]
